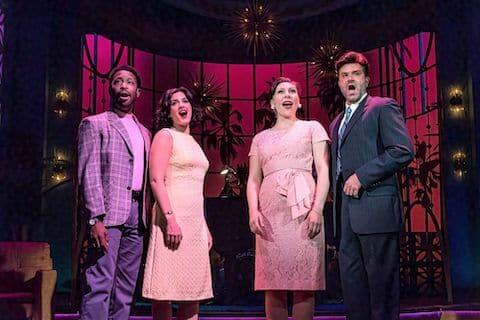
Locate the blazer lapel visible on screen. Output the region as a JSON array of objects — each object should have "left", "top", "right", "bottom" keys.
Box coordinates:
[
  {"left": 108, "top": 111, "right": 134, "bottom": 155},
  {"left": 132, "top": 115, "right": 151, "bottom": 159},
  {"left": 141, "top": 127, "right": 151, "bottom": 157},
  {"left": 340, "top": 95, "right": 370, "bottom": 148}
]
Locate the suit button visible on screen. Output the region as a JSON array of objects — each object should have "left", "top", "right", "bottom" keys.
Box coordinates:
[
  {"left": 129, "top": 158, "right": 133, "bottom": 163},
  {"left": 127, "top": 186, "right": 131, "bottom": 190}
]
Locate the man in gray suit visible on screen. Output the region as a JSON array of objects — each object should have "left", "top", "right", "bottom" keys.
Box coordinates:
[
  {"left": 330, "top": 51, "right": 414, "bottom": 320},
  {"left": 78, "top": 65, "right": 151, "bottom": 319}
]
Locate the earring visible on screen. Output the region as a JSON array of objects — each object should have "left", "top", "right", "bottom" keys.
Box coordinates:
[
  {"left": 270, "top": 105, "right": 275, "bottom": 110},
  {"left": 298, "top": 104, "right": 302, "bottom": 109}
]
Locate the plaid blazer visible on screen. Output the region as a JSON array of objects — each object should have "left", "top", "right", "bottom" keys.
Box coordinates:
[{"left": 78, "top": 111, "right": 152, "bottom": 227}]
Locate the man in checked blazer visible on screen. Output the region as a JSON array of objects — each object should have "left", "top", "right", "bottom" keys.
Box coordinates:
[
  {"left": 78, "top": 65, "right": 151, "bottom": 319},
  {"left": 330, "top": 52, "right": 414, "bottom": 320}
]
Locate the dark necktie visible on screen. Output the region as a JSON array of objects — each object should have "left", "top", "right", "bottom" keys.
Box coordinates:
[{"left": 336, "top": 106, "right": 353, "bottom": 177}]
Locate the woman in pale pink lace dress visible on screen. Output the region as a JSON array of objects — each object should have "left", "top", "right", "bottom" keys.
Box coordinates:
[
  {"left": 142, "top": 87, "right": 213, "bottom": 320},
  {"left": 247, "top": 77, "right": 330, "bottom": 320}
]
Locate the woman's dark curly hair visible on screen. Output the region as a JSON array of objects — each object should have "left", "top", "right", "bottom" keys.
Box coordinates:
[{"left": 153, "top": 87, "right": 202, "bottom": 132}]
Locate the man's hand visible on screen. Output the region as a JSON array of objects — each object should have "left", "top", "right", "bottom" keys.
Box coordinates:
[
  {"left": 90, "top": 221, "right": 109, "bottom": 252},
  {"left": 165, "top": 215, "right": 182, "bottom": 251},
  {"left": 343, "top": 173, "right": 362, "bottom": 198}
]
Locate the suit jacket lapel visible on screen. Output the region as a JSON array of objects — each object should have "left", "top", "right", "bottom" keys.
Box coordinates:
[
  {"left": 340, "top": 95, "right": 370, "bottom": 148},
  {"left": 141, "top": 127, "right": 151, "bottom": 157},
  {"left": 331, "top": 113, "right": 342, "bottom": 157},
  {"left": 132, "top": 114, "right": 151, "bottom": 158},
  {"left": 108, "top": 111, "right": 134, "bottom": 155}
]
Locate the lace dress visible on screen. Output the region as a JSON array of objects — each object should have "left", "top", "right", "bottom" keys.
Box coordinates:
[
  {"left": 248, "top": 120, "right": 330, "bottom": 290},
  {"left": 142, "top": 128, "right": 213, "bottom": 301}
]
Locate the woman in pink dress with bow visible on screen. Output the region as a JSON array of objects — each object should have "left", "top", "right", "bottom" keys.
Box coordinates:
[{"left": 247, "top": 77, "right": 330, "bottom": 320}]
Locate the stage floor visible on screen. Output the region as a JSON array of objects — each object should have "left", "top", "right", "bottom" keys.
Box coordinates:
[{"left": 54, "top": 310, "right": 480, "bottom": 320}]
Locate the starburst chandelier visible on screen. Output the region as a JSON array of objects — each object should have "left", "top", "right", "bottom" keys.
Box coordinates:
[
  {"left": 311, "top": 40, "right": 343, "bottom": 79},
  {"left": 228, "top": 0, "right": 280, "bottom": 57}
]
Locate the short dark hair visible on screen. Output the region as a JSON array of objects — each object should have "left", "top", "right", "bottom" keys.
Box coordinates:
[
  {"left": 153, "top": 87, "right": 202, "bottom": 132},
  {"left": 268, "top": 77, "right": 301, "bottom": 101},
  {"left": 335, "top": 51, "right": 369, "bottom": 77},
  {"left": 108, "top": 65, "right": 142, "bottom": 88}
]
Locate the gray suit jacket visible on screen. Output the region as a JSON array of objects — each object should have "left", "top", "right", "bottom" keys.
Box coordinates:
[
  {"left": 329, "top": 95, "right": 414, "bottom": 234},
  {"left": 78, "top": 111, "right": 152, "bottom": 227}
]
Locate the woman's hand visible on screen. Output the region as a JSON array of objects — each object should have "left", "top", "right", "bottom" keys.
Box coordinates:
[
  {"left": 306, "top": 210, "right": 322, "bottom": 239},
  {"left": 249, "top": 210, "right": 265, "bottom": 237},
  {"left": 165, "top": 214, "right": 182, "bottom": 250}
]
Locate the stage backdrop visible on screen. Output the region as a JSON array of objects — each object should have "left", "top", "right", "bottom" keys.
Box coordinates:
[{"left": 77, "top": 32, "right": 448, "bottom": 300}]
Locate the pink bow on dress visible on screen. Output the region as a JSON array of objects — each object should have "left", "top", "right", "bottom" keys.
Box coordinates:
[{"left": 275, "top": 171, "right": 312, "bottom": 220}]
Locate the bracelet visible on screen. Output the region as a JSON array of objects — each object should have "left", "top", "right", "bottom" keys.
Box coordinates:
[{"left": 311, "top": 208, "right": 323, "bottom": 215}]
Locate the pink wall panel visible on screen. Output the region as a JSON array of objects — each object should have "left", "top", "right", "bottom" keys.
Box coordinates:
[
  {"left": 134, "top": 49, "right": 154, "bottom": 89},
  {"left": 231, "top": 136, "right": 252, "bottom": 169},
  {"left": 307, "top": 98, "right": 330, "bottom": 129},
  {"left": 255, "top": 64, "right": 280, "bottom": 97},
  {"left": 179, "top": 59, "right": 200, "bottom": 88},
  {"left": 229, "top": 64, "right": 253, "bottom": 98},
  {"left": 205, "top": 173, "right": 225, "bottom": 198},
  {"left": 155, "top": 55, "right": 178, "bottom": 91},
  {"left": 282, "top": 62, "right": 307, "bottom": 97},
  {"left": 203, "top": 142, "right": 223, "bottom": 173},
  {"left": 204, "top": 63, "right": 228, "bottom": 97},
  {"left": 135, "top": 90, "right": 153, "bottom": 130},
  {"left": 230, "top": 100, "right": 254, "bottom": 135},
  {"left": 94, "top": 78, "right": 110, "bottom": 114},
  {"left": 114, "top": 42, "right": 128, "bottom": 66},
  {"left": 307, "top": 63, "right": 318, "bottom": 96},
  {"left": 95, "top": 35, "right": 113, "bottom": 75}
]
